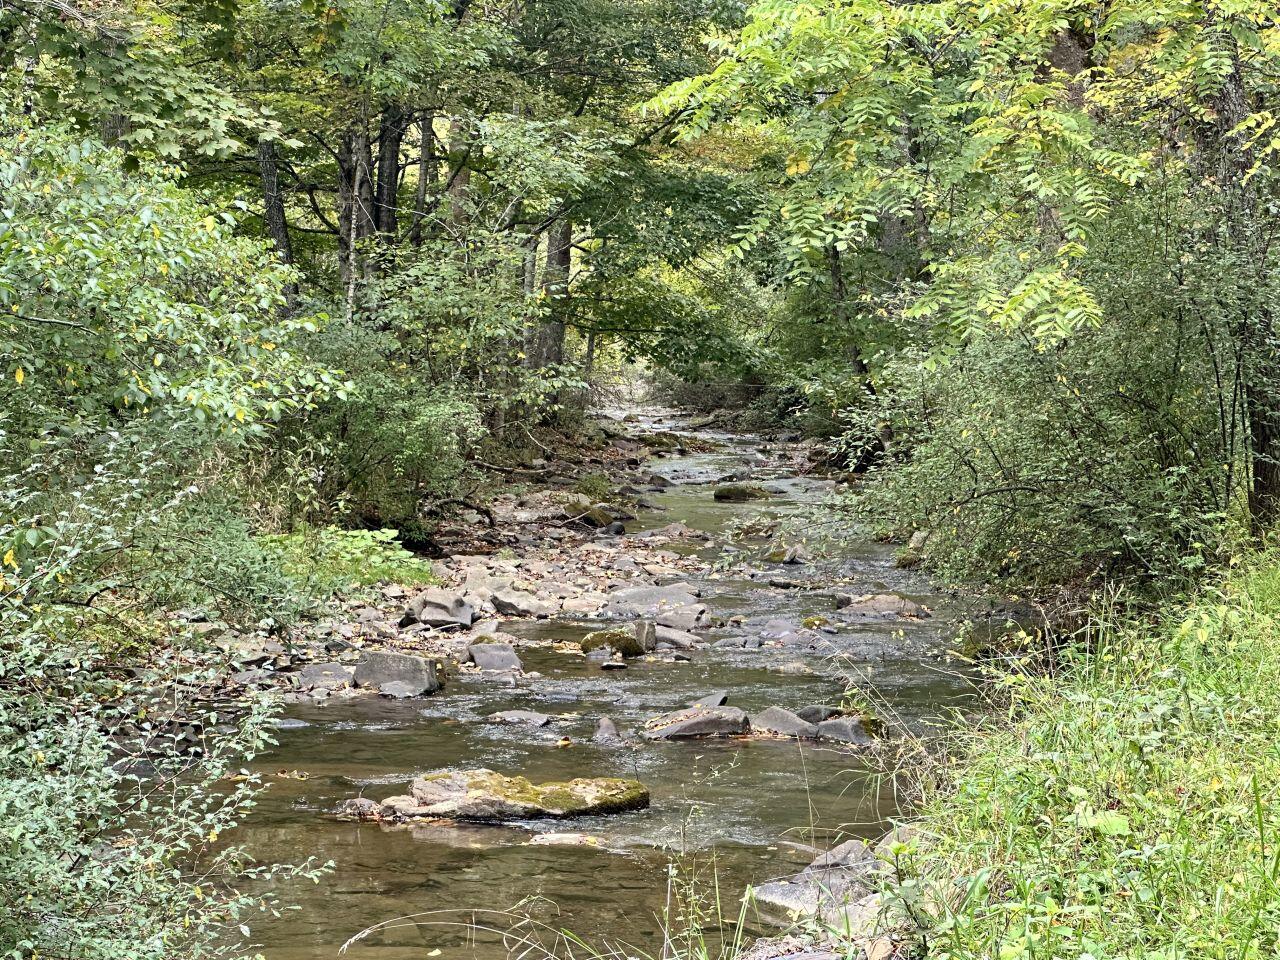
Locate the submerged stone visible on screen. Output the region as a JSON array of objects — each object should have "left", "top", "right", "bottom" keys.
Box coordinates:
[{"left": 372, "top": 768, "right": 649, "bottom": 821}]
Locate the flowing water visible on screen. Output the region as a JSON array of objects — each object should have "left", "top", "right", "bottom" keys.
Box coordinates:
[{"left": 242, "top": 410, "right": 977, "bottom": 959}]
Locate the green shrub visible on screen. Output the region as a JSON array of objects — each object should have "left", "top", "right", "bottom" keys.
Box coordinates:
[
  {"left": 260, "top": 526, "right": 437, "bottom": 598},
  {"left": 0, "top": 451, "right": 326, "bottom": 960},
  {"left": 906, "top": 559, "right": 1280, "bottom": 959}
]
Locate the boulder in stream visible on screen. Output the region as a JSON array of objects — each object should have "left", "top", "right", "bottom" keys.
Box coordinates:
[
  {"left": 492, "top": 587, "right": 556, "bottom": 618},
  {"left": 467, "top": 640, "right": 523, "bottom": 672},
  {"left": 835, "top": 592, "right": 930, "bottom": 619},
  {"left": 751, "top": 706, "right": 819, "bottom": 739},
  {"left": 641, "top": 705, "right": 749, "bottom": 740},
  {"left": 713, "top": 483, "right": 771, "bottom": 502},
  {"left": 374, "top": 768, "right": 650, "bottom": 820},
  {"left": 817, "top": 716, "right": 873, "bottom": 745},
  {"left": 654, "top": 625, "right": 701, "bottom": 649},
  {"left": 580, "top": 624, "right": 655, "bottom": 658},
  {"left": 593, "top": 716, "right": 622, "bottom": 743},
  {"left": 795, "top": 705, "right": 842, "bottom": 724},
  {"left": 293, "top": 662, "right": 355, "bottom": 692},
  {"left": 352, "top": 651, "right": 443, "bottom": 697},
  {"left": 400, "top": 588, "right": 475, "bottom": 628}
]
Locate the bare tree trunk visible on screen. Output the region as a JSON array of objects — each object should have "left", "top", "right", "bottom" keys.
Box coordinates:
[
  {"left": 374, "top": 103, "right": 407, "bottom": 239},
  {"left": 446, "top": 117, "right": 472, "bottom": 234},
  {"left": 409, "top": 113, "right": 438, "bottom": 247},
  {"left": 528, "top": 219, "right": 570, "bottom": 368},
  {"left": 257, "top": 137, "right": 298, "bottom": 307}
]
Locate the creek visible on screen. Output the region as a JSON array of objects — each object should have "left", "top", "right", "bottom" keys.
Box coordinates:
[{"left": 240, "top": 409, "right": 977, "bottom": 959}]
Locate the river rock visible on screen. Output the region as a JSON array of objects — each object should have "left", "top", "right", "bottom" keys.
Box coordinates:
[
  {"left": 822, "top": 892, "right": 885, "bottom": 938},
  {"left": 835, "top": 592, "right": 930, "bottom": 619},
  {"left": 691, "top": 691, "right": 728, "bottom": 707},
  {"left": 487, "top": 710, "right": 551, "bottom": 727},
  {"left": 400, "top": 588, "right": 475, "bottom": 628},
  {"left": 352, "top": 651, "right": 443, "bottom": 697},
  {"left": 293, "top": 662, "right": 355, "bottom": 692},
  {"left": 338, "top": 797, "right": 381, "bottom": 821},
  {"left": 803, "top": 838, "right": 874, "bottom": 874},
  {"left": 713, "top": 483, "right": 771, "bottom": 502},
  {"left": 657, "top": 603, "right": 706, "bottom": 631},
  {"left": 565, "top": 501, "right": 615, "bottom": 528},
  {"left": 593, "top": 716, "right": 622, "bottom": 742},
  {"left": 817, "top": 716, "right": 872, "bottom": 745},
  {"left": 377, "top": 768, "right": 649, "bottom": 820},
  {"left": 580, "top": 626, "right": 653, "bottom": 658},
  {"left": 604, "top": 584, "right": 701, "bottom": 618},
  {"left": 765, "top": 544, "right": 810, "bottom": 565},
  {"left": 379, "top": 680, "right": 424, "bottom": 699},
  {"left": 796, "top": 705, "right": 842, "bottom": 724},
  {"left": 654, "top": 625, "right": 701, "bottom": 649},
  {"left": 467, "top": 641, "right": 523, "bottom": 672},
  {"left": 751, "top": 706, "right": 819, "bottom": 738},
  {"left": 492, "top": 587, "right": 556, "bottom": 618},
  {"left": 750, "top": 871, "right": 870, "bottom": 920},
  {"left": 641, "top": 705, "right": 749, "bottom": 740}
]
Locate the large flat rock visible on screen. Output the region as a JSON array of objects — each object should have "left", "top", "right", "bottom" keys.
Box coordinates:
[
  {"left": 369, "top": 768, "right": 649, "bottom": 821},
  {"left": 641, "top": 705, "right": 749, "bottom": 740}
]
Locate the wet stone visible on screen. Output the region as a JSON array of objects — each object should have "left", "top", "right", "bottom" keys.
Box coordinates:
[
  {"left": 487, "top": 710, "right": 552, "bottom": 727},
  {"left": 751, "top": 706, "right": 819, "bottom": 739},
  {"left": 641, "top": 705, "right": 749, "bottom": 740},
  {"left": 374, "top": 768, "right": 650, "bottom": 821},
  {"left": 467, "top": 641, "right": 523, "bottom": 672},
  {"left": 796, "top": 705, "right": 842, "bottom": 724},
  {"left": 817, "top": 716, "right": 872, "bottom": 745},
  {"left": 352, "top": 651, "right": 443, "bottom": 697}
]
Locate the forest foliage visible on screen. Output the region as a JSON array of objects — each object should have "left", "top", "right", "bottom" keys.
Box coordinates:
[{"left": 5, "top": 0, "right": 1280, "bottom": 956}]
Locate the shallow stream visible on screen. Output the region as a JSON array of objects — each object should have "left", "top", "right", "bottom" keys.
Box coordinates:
[{"left": 242, "top": 410, "right": 976, "bottom": 959}]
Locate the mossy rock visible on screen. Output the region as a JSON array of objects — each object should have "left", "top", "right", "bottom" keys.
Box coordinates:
[
  {"left": 580, "top": 628, "right": 647, "bottom": 658},
  {"left": 564, "top": 500, "right": 614, "bottom": 528},
  {"left": 894, "top": 547, "right": 923, "bottom": 569},
  {"left": 714, "top": 484, "right": 771, "bottom": 502},
  {"left": 378, "top": 768, "right": 650, "bottom": 820}
]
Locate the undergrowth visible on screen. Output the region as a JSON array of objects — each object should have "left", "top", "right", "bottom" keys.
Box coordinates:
[
  {"left": 908, "top": 555, "right": 1280, "bottom": 959},
  {"left": 259, "top": 526, "right": 437, "bottom": 600}
]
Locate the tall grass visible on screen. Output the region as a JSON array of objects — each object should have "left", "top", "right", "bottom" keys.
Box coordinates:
[{"left": 907, "top": 556, "right": 1280, "bottom": 959}]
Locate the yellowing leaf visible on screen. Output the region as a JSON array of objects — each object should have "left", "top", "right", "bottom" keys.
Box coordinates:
[{"left": 14, "top": 367, "right": 23, "bottom": 385}]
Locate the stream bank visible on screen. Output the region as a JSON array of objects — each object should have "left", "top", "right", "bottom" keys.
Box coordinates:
[{"left": 233, "top": 408, "right": 981, "bottom": 959}]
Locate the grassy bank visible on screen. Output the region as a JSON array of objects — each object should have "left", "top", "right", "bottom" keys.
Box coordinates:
[{"left": 906, "top": 557, "right": 1280, "bottom": 960}]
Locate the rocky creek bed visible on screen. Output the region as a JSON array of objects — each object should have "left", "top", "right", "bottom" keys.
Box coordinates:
[{"left": 222, "top": 408, "right": 985, "bottom": 960}]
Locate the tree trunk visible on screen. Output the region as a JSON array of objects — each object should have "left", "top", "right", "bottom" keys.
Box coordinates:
[
  {"left": 446, "top": 118, "right": 472, "bottom": 233},
  {"left": 529, "top": 218, "right": 571, "bottom": 368},
  {"left": 409, "top": 113, "right": 438, "bottom": 247},
  {"left": 1212, "top": 55, "right": 1280, "bottom": 530},
  {"left": 257, "top": 139, "right": 294, "bottom": 266},
  {"left": 374, "top": 103, "right": 407, "bottom": 239}
]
